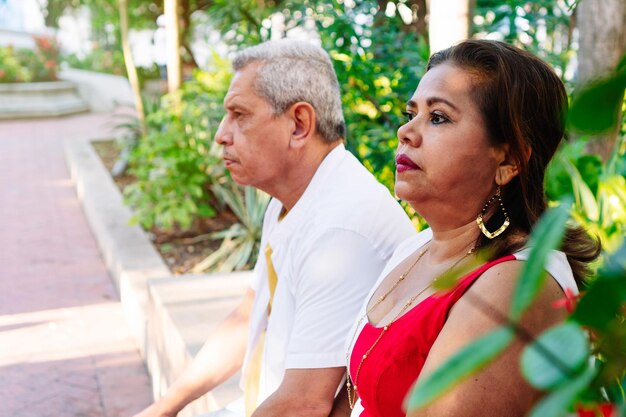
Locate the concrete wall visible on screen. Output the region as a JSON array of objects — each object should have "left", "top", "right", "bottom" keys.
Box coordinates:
[{"left": 59, "top": 67, "right": 135, "bottom": 112}]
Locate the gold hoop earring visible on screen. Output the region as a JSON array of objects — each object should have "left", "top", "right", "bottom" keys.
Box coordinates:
[{"left": 476, "top": 186, "right": 510, "bottom": 239}]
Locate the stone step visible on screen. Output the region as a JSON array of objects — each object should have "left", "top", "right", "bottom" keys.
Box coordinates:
[
  {"left": 0, "top": 80, "right": 90, "bottom": 119},
  {"left": 147, "top": 273, "right": 249, "bottom": 417}
]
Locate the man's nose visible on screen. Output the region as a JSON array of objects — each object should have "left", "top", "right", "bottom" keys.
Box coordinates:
[{"left": 214, "top": 116, "right": 231, "bottom": 145}]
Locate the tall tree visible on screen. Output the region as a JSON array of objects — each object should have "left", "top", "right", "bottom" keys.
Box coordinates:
[
  {"left": 118, "top": 0, "right": 146, "bottom": 136},
  {"left": 577, "top": 0, "right": 626, "bottom": 161},
  {"left": 164, "top": 0, "right": 182, "bottom": 97}
]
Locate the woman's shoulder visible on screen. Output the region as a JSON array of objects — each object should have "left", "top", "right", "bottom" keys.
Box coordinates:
[
  {"left": 513, "top": 248, "right": 577, "bottom": 294},
  {"left": 457, "top": 251, "right": 570, "bottom": 324}
]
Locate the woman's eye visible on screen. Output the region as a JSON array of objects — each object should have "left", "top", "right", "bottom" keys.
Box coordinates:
[
  {"left": 402, "top": 111, "right": 415, "bottom": 122},
  {"left": 430, "top": 112, "right": 448, "bottom": 125}
]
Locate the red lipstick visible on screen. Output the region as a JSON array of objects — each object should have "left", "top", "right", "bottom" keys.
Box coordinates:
[{"left": 395, "top": 154, "right": 419, "bottom": 172}]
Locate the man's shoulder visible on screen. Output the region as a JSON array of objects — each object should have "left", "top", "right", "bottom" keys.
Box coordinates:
[
  {"left": 316, "top": 163, "right": 408, "bottom": 223},
  {"left": 321, "top": 153, "right": 395, "bottom": 204}
]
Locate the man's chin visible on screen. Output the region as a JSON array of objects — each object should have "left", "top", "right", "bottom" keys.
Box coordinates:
[{"left": 227, "top": 172, "right": 250, "bottom": 187}]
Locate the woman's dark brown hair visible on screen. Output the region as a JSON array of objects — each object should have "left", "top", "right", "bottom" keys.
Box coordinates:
[{"left": 427, "top": 40, "right": 600, "bottom": 285}]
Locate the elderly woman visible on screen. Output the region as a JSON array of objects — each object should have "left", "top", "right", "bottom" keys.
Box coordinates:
[{"left": 334, "top": 40, "right": 600, "bottom": 417}]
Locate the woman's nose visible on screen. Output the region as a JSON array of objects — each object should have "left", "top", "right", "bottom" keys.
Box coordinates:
[{"left": 397, "top": 117, "right": 420, "bottom": 146}]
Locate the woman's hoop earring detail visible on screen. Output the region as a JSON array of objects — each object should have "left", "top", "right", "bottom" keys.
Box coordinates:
[{"left": 476, "top": 186, "right": 510, "bottom": 239}]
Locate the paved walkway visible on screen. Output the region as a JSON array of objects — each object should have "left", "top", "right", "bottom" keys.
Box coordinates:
[{"left": 0, "top": 113, "right": 153, "bottom": 417}]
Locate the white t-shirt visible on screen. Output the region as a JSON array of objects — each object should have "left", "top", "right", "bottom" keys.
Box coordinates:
[
  {"left": 347, "top": 228, "right": 578, "bottom": 416},
  {"left": 243, "top": 144, "right": 416, "bottom": 407}
]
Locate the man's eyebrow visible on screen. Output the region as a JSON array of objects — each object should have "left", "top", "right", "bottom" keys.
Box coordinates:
[{"left": 224, "top": 99, "right": 245, "bottom": 111}]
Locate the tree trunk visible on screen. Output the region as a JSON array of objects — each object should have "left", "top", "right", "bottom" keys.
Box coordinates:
[
  {"left": 179, "top": 0, "right": 199, "bottom": 68},
  {"left": 408, "top": 0, "right": 428, "bottom": 41},
  {"left": 427, "top": 0, "right": 472, "bottom": 54},
  {"left": 577, "top": 0, "right": 626, "bottom": 161},
  {"left": 118, "top": 0, "right": 146, "bottom": 136},
  {"left": 164, "top": 0, "right": 182, "bottom": 97}
]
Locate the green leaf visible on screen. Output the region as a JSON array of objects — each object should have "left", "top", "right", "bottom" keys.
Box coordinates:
[
  {"left": 572, "top": 240, "right": 626, "bottom": 331},
  {"left": 575, "top": 155, "right": 603, "bottom": 196},
  {"left": 568, "top": 71, "right": 626, "bottom": 134},
  {"left": 197, "top": 203, "right": 216, "bottom": 218},
  {"left": 405, "top": 327, "right": 514, "bottom": 411},
  {"left": 510, "top": 199, "right": 572, "bottom": 321},
  {"left": 617, "top": 53, "right": 626, "bottom": 73},
  {"left": 528, "top": 364, "right": 597, "bottom": 417},
  {"left": 433, "top": 249, "right": 492, "bottom": 291},
  {"left": 562, "top": 158, "right": 599, "bottom": 221},
  {"left": 521, "top": 322, "right": 590, "bottom": 390}
]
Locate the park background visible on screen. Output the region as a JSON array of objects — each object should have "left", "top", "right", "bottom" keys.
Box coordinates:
[{"left": 0, "top": 1, "right": 625, "bottom": 417}]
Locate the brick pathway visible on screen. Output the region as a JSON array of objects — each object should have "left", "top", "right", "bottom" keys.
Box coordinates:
[{"left": 0, "top": 113, "right": 153, "bottom": 417}]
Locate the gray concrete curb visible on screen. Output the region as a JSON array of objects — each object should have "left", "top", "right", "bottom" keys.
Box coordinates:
[
  {"left": 64, "top": 138, "right": 245, "bottom": 415},
  {"left": 64, "top": 136, "right": 170, "bottom": 357}
]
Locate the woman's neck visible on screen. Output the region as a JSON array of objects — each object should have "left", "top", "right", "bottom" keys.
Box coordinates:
[{"left": 427, "top": 221, "right": 480, "bottom": 265}]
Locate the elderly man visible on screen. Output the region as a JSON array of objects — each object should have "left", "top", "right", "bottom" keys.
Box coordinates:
[{"left": 134, "top": 39, "right": 415, "bottom": 417}]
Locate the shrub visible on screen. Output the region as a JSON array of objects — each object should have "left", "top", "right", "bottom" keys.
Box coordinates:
[
  {"left": 124, "top": 55, "right": 232, "bottom": 231},
  {"left": 63, "top": 47, "right": 128, "bottom": 77},
  {"left": 0, "top": 35, "right": 59, "bottom": 82}
]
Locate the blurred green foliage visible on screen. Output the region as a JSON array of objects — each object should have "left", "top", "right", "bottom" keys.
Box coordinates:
[
  {"left": 474, "top": 0, "right": 576, "bottom": 82},
  {"left": 0, "top": 36, "right": 60, "bottom": 83},
  {"left": 124, "top": 55, "right": 232, "bottom": 231},
  {"left": 63, "top": 48, "right": 127, "bottom": 76}
]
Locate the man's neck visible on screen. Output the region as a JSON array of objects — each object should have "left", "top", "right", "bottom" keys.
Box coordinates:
[{"left": 273, "top": 140, "right": 342, "bottom": 211}]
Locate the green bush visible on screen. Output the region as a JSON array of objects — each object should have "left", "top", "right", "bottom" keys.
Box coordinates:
[
  {"left": 63, "top": 47, "right": 160, "bottom": 83},
  {"left": 192, "top": 183, "right": 270, "bottom": 272},
  {"left": 64, "top": 46, "right": 126, "bottom": 76},
  {"left": 0, "top": 36, "right": 59, "bottom": 82},
  {"left": 124, "top": 55, "right": 232, "bottom": 230}
]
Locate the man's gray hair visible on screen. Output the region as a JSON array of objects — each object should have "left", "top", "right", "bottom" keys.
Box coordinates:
[{"left": 232, "top": 39, "right": 346, "bottom": 143}]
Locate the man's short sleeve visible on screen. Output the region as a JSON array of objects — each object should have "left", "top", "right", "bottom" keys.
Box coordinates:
[{"left": 284, "top": 229, "right": 388, "bottom": 369}]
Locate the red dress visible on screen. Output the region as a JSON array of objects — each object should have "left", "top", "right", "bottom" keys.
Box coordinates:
[{"left": 349, "top": 256, "right": 515, "bottom": 417}]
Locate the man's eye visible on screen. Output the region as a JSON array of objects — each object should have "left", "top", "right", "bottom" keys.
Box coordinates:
[
  {"left": 402, "top": 111, "right": 415, "bottom": 121},
  {"left": 430, "top": 112, "right": 448, "bottom": 125}
]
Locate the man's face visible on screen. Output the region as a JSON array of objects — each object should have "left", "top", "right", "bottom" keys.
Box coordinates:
[{"left": 215, "top": 63, "right": 292, "bottom": 192}]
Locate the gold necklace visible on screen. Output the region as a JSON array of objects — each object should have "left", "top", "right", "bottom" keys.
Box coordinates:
[{"left": 345, "top": 244, "right": 475, "bottom": 409}]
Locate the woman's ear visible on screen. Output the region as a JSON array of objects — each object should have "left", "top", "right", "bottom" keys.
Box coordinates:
[
  {"left": 288, "top": 102, "right": 316, "bottom": 149},
  {"left": 495, "top": 144, "right": 522, "bottom": 186}
]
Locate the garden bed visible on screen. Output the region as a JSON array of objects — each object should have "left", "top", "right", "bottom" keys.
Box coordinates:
[{"left": 92, "top": 140, "right": 236, "bottom": 274}]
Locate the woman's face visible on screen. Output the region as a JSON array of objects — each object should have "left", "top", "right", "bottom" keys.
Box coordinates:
[{"left": 395, "top": 63, "right": 504, "bottom": 227}]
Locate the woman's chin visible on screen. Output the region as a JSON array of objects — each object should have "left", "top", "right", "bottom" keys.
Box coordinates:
[{"left": 394, "top": 181, "right": 418, "bottom": 202}]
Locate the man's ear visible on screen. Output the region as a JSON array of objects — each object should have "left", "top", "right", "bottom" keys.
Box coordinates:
[
  {"left": 288, "top": 102, "right": 316, "bottom": 149},
  {"left": 494, "top": 144, "right": 524, "bottom": 186}
]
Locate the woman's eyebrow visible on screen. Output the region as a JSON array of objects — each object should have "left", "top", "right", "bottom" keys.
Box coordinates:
[
  {"left": 426, "top": 96, "right": 459, "bottom": 111},
  {"left": 406, "top": 97, "right": 459, "bottom": 112}
]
